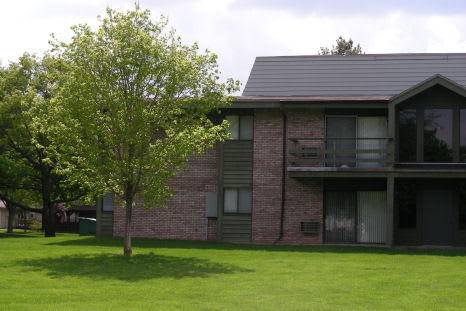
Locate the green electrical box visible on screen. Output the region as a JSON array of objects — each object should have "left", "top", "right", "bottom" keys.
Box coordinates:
[{"left": 79, "top": 218, "right": 96, "bottom": 236}]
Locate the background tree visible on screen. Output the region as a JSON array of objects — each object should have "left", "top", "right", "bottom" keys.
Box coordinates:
[
  {"left": 0, "top": 151, "right": 41, "bottom": 233},
  {"left": 319, "top": 36, "right": 364, "bottom": 55},
  {"left": 54, "top": 7, "right": 239, "bottom": 255},
  {"left": 0, "top": 54, "right": 88, "bottom": 237}
]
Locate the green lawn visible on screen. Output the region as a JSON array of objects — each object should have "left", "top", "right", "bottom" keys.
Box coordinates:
[{"left": 1, "top": 231, "right": 465, "bottom": 311}]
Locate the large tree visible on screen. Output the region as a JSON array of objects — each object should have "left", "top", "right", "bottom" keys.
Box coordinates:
[
  {"left": 319, "top": 36, "right": 364, "bottom": 55},
  {"left": 0, "top": 54, "right": 88, "bottom": 236},
  {"left": 54, "top": 7, "right": 239, "bottom": 254}
]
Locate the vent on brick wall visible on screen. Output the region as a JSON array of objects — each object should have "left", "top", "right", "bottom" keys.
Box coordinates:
[{"left": 300, "top": 222, "right": 319, "bottom": 234}]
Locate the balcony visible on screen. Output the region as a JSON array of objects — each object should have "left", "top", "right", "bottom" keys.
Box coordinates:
[{"left": 288, "top": 137, "right": 393, "bottom": 169}]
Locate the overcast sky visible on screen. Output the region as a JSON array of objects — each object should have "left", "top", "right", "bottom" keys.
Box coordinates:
[{"left": 1, "top": 0, "right": 466, "bottom": 93}]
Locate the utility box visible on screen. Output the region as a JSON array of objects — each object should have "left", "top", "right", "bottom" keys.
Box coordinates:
[
  {"left": 205, "top": 192, "right": 217, "bottom": 218},
  {"left": 79, "top": 217, "right": 96, "bottom": 236}
]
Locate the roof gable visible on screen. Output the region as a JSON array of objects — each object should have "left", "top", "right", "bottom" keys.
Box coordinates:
[{"left": 390, "top": 74, "right": 466, "bottom": 106}]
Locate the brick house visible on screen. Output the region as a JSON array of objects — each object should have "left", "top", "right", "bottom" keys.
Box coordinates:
[{"left": 97, "top": 53, "right": 466, "bottom": 246}]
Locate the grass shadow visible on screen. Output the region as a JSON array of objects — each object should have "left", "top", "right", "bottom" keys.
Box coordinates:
[
  {"left": 46, "top": 236, "right": 466, "bottom": 257},
  {"left": 19, "top": 252, "right": 252, "bottom": 282},
  {"left": 0, "top": 231, "right": 43, "bottom": 239}
]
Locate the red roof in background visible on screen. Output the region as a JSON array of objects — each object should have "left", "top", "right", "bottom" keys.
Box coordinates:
[
  {"left": 56, "top": 203, "right": 96, "bottom": 212},
  {"left": 69, "top": 205, "right": 95, "bottom": 212}
]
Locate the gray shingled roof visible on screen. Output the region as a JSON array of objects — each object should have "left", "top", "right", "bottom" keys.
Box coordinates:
[{"left": 242, "top": 53, "right": 466, "bottom": 97}]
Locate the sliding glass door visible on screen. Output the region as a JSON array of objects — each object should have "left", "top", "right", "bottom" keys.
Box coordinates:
[
  {"left": 357, "top": 117, "right": 388, "bottom": 168},
  {"left": 326, "top": 116, "right": 387, "bottom": 168},
  {"left": 326, "top": 117, "right": 356, "bottom": 167},
  {"left": 325, "top": 191, "right": 387, "bottom": 244},
  {"left": 324, "top": 192, "right": 356, "bottom": 242},
  {"left": 357, "top": 191, "right": 387, "bottom": 243}
]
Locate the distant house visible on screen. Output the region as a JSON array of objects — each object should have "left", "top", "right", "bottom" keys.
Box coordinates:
[
  {"left": 0, "top": 200, "right": 42, "bottom": 230},
  {"left": 97, "top": 53, "right": 466, "bottom": 246},
  {"left": 0, "top": 200, "right": 7, "bottom": 229}
]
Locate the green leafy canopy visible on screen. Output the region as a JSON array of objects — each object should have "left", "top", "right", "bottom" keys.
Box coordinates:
[
  {"left": 319, "top": 35, "right": 364, "bottom": 55},
  {"left": 52, "top": 6, "right": 240, "bottom": 209},
  {"left": 0, "top": 54, "right": 88, "bottom": 207}
]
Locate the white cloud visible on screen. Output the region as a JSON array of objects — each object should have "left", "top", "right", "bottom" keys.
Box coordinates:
[
  {"left": 426, "top": 16, "right": 466, "bottom": 52},
  {"left": 1, "top": 0, "right": 466, "bottom": 92}
]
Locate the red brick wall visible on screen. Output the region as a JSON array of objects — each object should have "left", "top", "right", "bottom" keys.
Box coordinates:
[
  {"left": 113, "top": 108, "right": 325, "bottom": 245},
  {"left": 280, "top": 110, "right": 324, "bottom": 244},
  {"left": 207, "top": 218, "right": 217, "bottom": 241},
  {"left": 280, "top": 179, "right": 323, "bottom": 244},
  {"left": 113, "top": 146, "right": 218, "bottom": 240},
  {"left": 251, "top": 109, "right": 284, "bottom": 244},
  {"left": 251, "top": 109, "right": 325, "bottom": 245}
]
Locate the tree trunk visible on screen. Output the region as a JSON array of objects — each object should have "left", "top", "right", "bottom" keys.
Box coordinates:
[
  {"left": 42, "top": 170, "right": 56, "bottom": 237},
  {"left": 44, "top": 202, "right": 56, "bottom": 237},
  {"left": 42, "top": 196, "right": 55, "bottom": 237},
  {"left": 123, "top": 197, "right": 133, "bottom": 255},
  {"left": 42, "top": 212, "right": 46, "bottom": 232},
  {"left": 6, "top": 202, "right": 15, "bottom": 233}
]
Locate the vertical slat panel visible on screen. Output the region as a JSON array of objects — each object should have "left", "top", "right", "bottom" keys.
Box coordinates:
[
  {"left": 221, "top": 214, "right": 252, "bottom": 243},
  {"left": 325, "top": 192, "right": 356, "bottom": 243},
  {"left": 222, "top": 141, "right": 253, "bottom": 186},
  {"left": 357, "top": 191, "right": 387, "bottom": 243},
  {"left": 357, "top": 117, "right": 388, "bottom": 168},
  {"left": 99, "top": 213, "right": 114, "bottom": 236},
  {"left": 220, "top": 140, "right": 253, "bottom": 243}
]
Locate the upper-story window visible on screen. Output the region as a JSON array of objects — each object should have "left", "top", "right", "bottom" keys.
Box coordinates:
[
  {"left": 226, "top": 115, "right": 253, "bottom": 140},
  {"left": 397, "top": 83, "right": 466, "bottom": 163},
  {"left": 424, "top": 109, "right": 453, "bottom": 162},
  {"left": 399, "top": 109, "right": 417, "bottom": 162},
  {"left": 102, "top": 193, "right": 114, "bottom": 212},
  {"left": 460, "top": 110, "right": 466, "bottom": 162},
  {"left": 399, "top": 107, "right": 466, "bottom": 163}
]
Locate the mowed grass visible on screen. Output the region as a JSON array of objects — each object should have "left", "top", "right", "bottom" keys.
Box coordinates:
[{"left": 1, "top": 231, "right": 466, "bottom": 311}]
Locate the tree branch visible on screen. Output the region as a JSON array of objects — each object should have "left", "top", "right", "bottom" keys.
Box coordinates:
[
  {"left": 6, "top": 133, "right": 41, "bottom": 170},
  {"left": 0, "top": 194, "right": 43, "bottom": 214},
  {"left": 51, "top": 194, "right": 84, "bottom": 204}
]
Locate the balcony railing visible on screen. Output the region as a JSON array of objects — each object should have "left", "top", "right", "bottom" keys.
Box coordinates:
[{"left": 288, "top": 137, "right": 393, "bottom": 168}]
